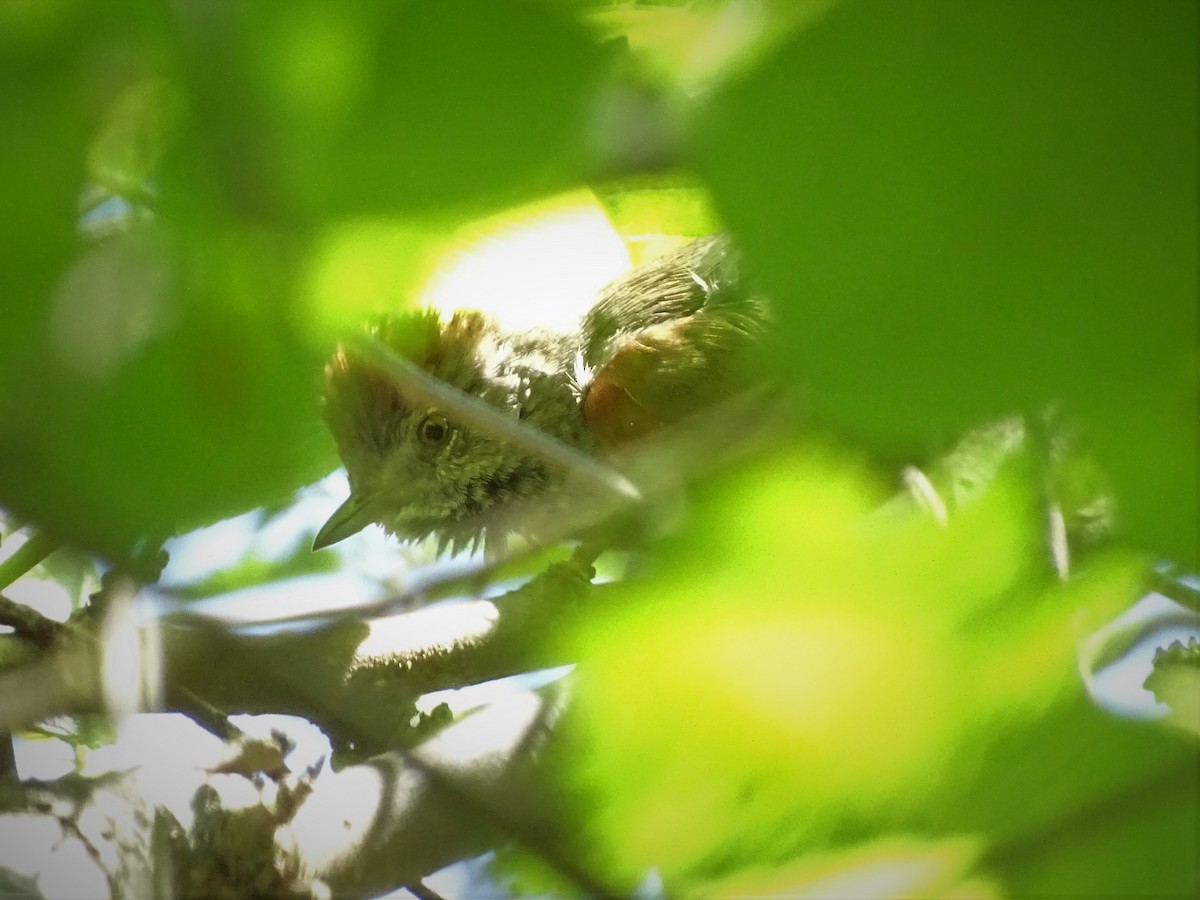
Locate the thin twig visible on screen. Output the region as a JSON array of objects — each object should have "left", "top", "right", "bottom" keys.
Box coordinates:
[
  {"left": 404, "top": 880, "right": 449, "bottom": 900},
  {"left": 175, "top": 686, "right": 241, "bottom": 742},
  {"left": 166, "top": 534, "right": 588, "bottom": 629},
  {"left": 0, "top": 731, "right": 14, "bottom": 778},
  {"left": 334, "top": 693, "right": 627, "bottom": 899},
  {"left": 165, "top": 574, "right": 623, "bottom": 897},
  {"left": 1149, "top": 568, "right": 1200, "bottom": 614},
  {"left": 0, "top": 532, "right": 62, "bottom": 593}
]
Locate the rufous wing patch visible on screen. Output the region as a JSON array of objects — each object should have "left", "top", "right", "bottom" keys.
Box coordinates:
[
  {"left": 582, "top": 355, "right": 662, "bottom": 451},
  {"left": 582, "top": 318, "right": 700, "bottom": 451}
]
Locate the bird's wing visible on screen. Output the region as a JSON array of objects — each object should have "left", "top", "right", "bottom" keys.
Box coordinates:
[
  {"left": 580, "top": 236, "right": 767, "bottom": 451},
  {"left": 580, "top": 235, "right": 732, "bottom": 366}
]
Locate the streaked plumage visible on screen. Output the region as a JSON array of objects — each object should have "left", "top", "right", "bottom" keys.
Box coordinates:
[{"left": 316, "top": 235, "right": 766, "bottom": 555}]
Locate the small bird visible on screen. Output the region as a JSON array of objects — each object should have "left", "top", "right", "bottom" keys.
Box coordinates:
[{"left": 314, "top": 235, "right": 766, "bottom": 556}]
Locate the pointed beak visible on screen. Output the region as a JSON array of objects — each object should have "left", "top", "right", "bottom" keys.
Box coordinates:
[{"left": 312, "top": 492, "right": 383, "bottom": 551}]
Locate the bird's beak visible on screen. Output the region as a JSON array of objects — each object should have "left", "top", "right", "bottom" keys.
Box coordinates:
[{"left": 313, "top": 492, "right": 382, "bottom": 551}]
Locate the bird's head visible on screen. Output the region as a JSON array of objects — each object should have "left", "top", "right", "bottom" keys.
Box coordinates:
[
  {"left": 314, "top": 236, "right": 757, "bottom": 556},
  {"left": 315, "top": 309, "right": 587, "bottom": 555}
]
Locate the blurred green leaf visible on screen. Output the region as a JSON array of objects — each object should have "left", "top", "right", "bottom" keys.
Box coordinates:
[
  {"left": 692, "top": 0, "right": 1198, "bottom": 565},
  {"left": 87, "top": 76, "right": 186, "bottom": 200},
  {"left": 987, "top": 754, "right": 1199, "bottom": 899},
  {"left": 173, "top": 0, "right": 615, "bottom": 220},
  {"left": 579, "top": 0, "right": 833, "bottom": 92},
  {"left": 0, "top": 223, "right": 336, "bottom": 562},
  {"left": 1, "top": 3, "right": 1195, "bottom": 895},
  {"left": 541, "top": 443, "right": 1191, "bottom": 894},
  {"left": 299, "top": 215, "right": 449, "bottom": 340},
  {"left": 0, "top": 2, "right": 340, "bottom": 560},
  {"left": 709, "top": 836, "right": 997, "bottom": 900},
  {"left": 593, "top": 174, "right": 722, "bottom": 264},
  {"left": 0, "top": 0, "right": 93, "bottom": 385}
]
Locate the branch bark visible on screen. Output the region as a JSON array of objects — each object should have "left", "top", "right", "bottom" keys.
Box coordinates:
[
  {"left": 0, "top": 687, "right": 567, "bottom": 898},
  {"left": 0, "top": 557, "right": 610, "bottom": 897}
]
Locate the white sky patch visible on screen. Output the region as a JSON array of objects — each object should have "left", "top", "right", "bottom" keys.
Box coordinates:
[
  {"left": 417, "top": 666, "right": 573, "bottom": 719},
  {"left": 0, "top": 531, "right": 80, "bottom": 621},
  {"left": 2, "top": 576, "right": 74, "bottom": 623},
  {"left": 1087, "top": 589, "right": 1200, "bottom": 719},
  {"left": 421, "top": 204, "right": 631, "bottom": 335},
  {"left": 12, "top": 738, "right": 76, "bottom": 781},
  {"left": 176, "top": 571, "right": 377, "bottom": 625},
  {"left": 355, "top": 599, "right": 500, "bottom": 662},
  {"left": 161, "top": 473, "right": 350, "bottom": 586},
  {"left": 161, "top": 511, "right": 262, "bottom": 585}
]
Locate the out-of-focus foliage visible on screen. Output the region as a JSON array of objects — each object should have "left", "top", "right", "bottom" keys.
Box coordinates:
[
  {"left": 693, "top": 0, "right": 1198, "bottom": 566},
  {"left": 0, "top": 0, "right": 1196, "bottom": 897},
  {"left": 593, "top": 176, "right": 722, "bottom": 265},
  {"left": 179, "top": 0, "right": 613, "bottom": 219},
  {"left": 0, "top": 0, "right": 616, "bottom": 561},
  {"left": 707, "top": 836, "right": 999, "bottom": 900},
  {"left": 524, "top": 444, "right": 1196, "bottom": 897}
]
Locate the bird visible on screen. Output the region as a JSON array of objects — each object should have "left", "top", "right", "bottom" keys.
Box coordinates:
[{"left": 313, "top": 234, "right": 767, "bottom": 557}]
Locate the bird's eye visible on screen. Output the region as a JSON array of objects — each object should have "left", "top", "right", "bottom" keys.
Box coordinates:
[{"left": 417, "top": 412, "right": 451, "bottom": 448}]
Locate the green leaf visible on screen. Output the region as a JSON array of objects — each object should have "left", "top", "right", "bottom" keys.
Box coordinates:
[
  {"left": 0, "top": 1, "right": 93, "bottom": 390},
  {"left": 593, "top": 174, "right": 722, "bottom": 264},
  {"left": 987, "top": 756, "right": 1199, "bottom": 899},
  {"left": 544, "top": 444, "right": 1189, "bottom": 894},
  {"left": 176, "top": 0, "right": 615, "bottom": 220},
  {"left": 86, "top": 76, "right": 186, "bottom": 200},
  {"left": 692, "top": 0, "right": 1198, "bottom": 565},
  {"left": 0, "top": 2, "right": 339, "bottom": 560},
  {"left": 708, "top": 836, "right": 996, "bottom": 900},
  {"left": 0, "top": 224, "right": 336, "bottom": 562}
]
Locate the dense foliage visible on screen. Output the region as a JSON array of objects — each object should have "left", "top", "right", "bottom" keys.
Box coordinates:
[{"left": 0, "top": 1, "right": 1195, "bottom": 897}]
